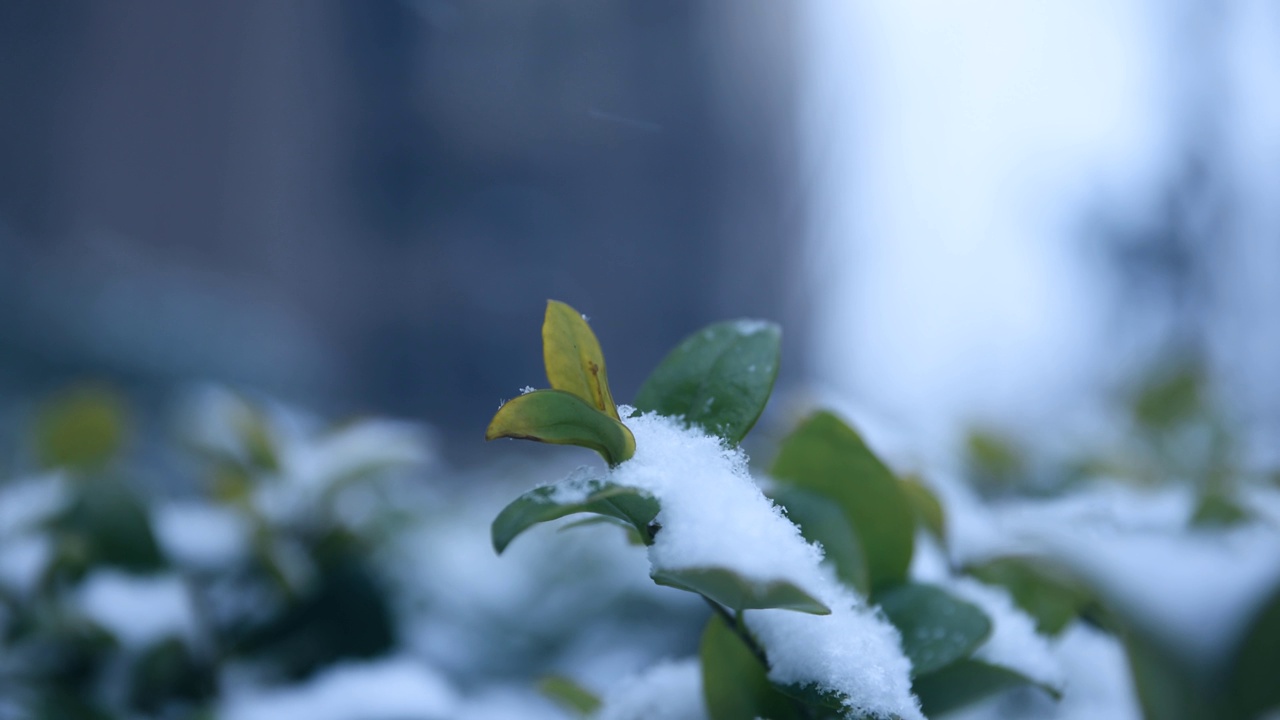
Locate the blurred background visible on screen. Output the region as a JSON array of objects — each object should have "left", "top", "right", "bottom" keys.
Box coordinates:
[
  {"left": 0, "top": 0, "right": 802, "bottom": 454},
  {"left": 1, "top": 2, "right": 1279, "bottom": 719},
  {"left": 2, "top": 0, "right": 1278, "bottom": 463}
]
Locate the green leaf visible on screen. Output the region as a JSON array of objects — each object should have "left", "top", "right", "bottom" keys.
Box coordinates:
[
  {"left": 485, "top": 389, "right": 635, "bottom": 466},
  {"left": 1189, "top": 491, "right": 1250, "bottom": 528},
  {"left": 966, "top": 557, "right": 1093, "bottom": 636},
  {"left": 35, "top": 385, "right": 129, "bottom": 472},
  {"left": 491, "top": 479, "right": 659, "bottom": 554},
  {"left": 543, "top": 300, "right": 620, "bottom": 420},
  {"left": 770, "top": 412, "right": 915, "bottom": 591},
  {"left": 874, "top": 582, "right": 991, "bottom": 676},
  {"left": 774, "top": 682, "right": 848, "bottom": 716},
  {"left": 900, "top": 475, "right": 946, "bottom": 542},
  {"left": 538, "top": 675, "right": 601, "bottom": 716},
  {"left": 1226, "top": 582, "right": 1280, "bottom": 719},
  {"left": 913, "top": 659, "right": 1060, "bottom": 716},
  {"left": 49, "top": 477, "right": 165, "bottom": 574},
  {"left": 634, "top": 320, "right": 781, "bottom": 445},
  {"left": 651, "top": 567, "right": 829, "bottom": 615},
  {"left": 129, "top": 638, "right": 212, "bottom": 712},
  {"left": 769, "top": 487, "right": 870, "bottom": 595},
  {"left": 964, "top": 429, "right": 1028, "bottom": 496},
  {"left": 701, "top": 614, "right": 801, "bottom": 720},
  {"left": 1123, "top": 632, "right": 1216, "bottom": 720},
  {"left": 557, "top": 516, "right": 648, "bottom": 546},
  {"left": 1133, "top": 365, "right": 1204, "bottom": 431}
]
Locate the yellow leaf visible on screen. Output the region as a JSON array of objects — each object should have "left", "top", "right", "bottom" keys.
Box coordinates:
[
  {"left": 542, "top": 300, "right": 619, "bottom": 420},
  {"left": 486, "top": 389, "right": 635, "bottom": 466}
]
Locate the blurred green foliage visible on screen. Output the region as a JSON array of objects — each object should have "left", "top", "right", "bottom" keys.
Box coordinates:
[{"left": 0, "top": 385, "right": 416, "bottom": 718}]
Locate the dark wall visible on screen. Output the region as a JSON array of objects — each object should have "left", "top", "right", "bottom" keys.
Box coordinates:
[{"left": 0, "top": 1, "right": 803, "bottom": 453}]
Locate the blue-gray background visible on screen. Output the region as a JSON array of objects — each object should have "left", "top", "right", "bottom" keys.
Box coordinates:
[{"left": 2, "top": 0, "right": 1278, "bottom": 463}]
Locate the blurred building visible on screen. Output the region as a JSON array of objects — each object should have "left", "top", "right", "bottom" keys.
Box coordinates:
[{"left": 0, "top": 1, "right": 804, "bottom": 447}]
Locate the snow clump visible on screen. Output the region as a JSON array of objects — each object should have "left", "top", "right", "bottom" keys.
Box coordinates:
[{"left": 599, "top": 412, "right": 923, "bottom": 720}]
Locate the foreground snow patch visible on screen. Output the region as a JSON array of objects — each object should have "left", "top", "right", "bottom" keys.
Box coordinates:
[{"left": 596, "top": 412, "right": 922, "bottom": 720}]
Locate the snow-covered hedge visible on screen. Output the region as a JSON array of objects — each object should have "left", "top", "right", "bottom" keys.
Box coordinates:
[{"left": 0, "top": 302, "right": 1276, "bottom": 720}]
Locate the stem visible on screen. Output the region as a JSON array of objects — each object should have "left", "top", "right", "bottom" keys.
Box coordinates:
[{"left": 702, "top": 596, "right": 768, "bottom": 668}]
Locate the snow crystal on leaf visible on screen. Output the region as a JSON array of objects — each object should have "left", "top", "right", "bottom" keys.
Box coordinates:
[{"left": 595, "top": 658, "right": 706, "bottom": 720}]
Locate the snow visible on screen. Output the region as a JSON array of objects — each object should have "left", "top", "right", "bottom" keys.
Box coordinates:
[
  {"left": 731, "top": 319, "right": 774, "bottom": 336},
  {"left": 931, "top": 472, "right": 1280, "bottom": 706},
  {"left": 749, "top": 581, "right": 921, "bottom": 720},
  {"left": 942, "top": 480, "right": 1280, "bottom": 673},
  {"left": 946, "top": 577, "right": 1063, "bottom": 689},
  {"left": 0, "top": 474, "right": 70, "bottom": 535},
  {"left": 219, "top": 656, "right": 458, "bottom": 720},
  {"left": 153, "top": 501, "right": 251, "bottom": 570},
  {"left": 0, "top": 534, "right": 52, "bottom": 595},
  {"left": 279, "top": 418, "right": 434, "bottom": 489},
  {"left": 909, "top": 517, "right": 1065, "bottom": 694},
  {"left": 947, "top": 621, "right": 1141, "bottom": 720},
  {"left": 595, "top": 658, "right": 706, "bottom": 720},
  {"left": 452, "top": 685, "right": 565, "bottom": 720},
  {"left": 395, "top": 476, "right": 701, "bottom": 686},
  {"left": 180, "top": 385, "right": 433, "bottom": 527},
  {"left": 1036, "top": 524, "right": 1280, "bottom": 672},
  {"left": 546, "top": 465, "right": 607, "bottom": 504},
  {"left": 599, "top": 412, "right": 922, "bottom": 720},
  {"left": 610, "top": 414, "right": 824, "bottom": 594},
  {"left": 75, "top": 570, "right": 198, "bottom": 648},
  {"left": 0, "top": 471, "right": 63, "bottom": 597}
]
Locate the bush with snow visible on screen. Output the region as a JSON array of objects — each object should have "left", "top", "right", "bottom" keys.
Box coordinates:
[
  {"left": 485, "top": 302, "right": 1085, "bottom": 719},
  {"left": 0, "top": 304, "right": 1276, "bottom": 720}
]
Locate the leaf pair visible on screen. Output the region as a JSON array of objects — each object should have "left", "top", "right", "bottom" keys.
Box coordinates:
[
  {"left": 486, "top": 301, "right": 635, "bottom": 466},
  {"left": 487, "top": 301, "right": 785, "bottom": 469}
]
